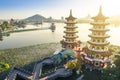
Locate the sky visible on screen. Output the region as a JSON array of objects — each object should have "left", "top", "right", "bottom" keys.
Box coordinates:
[{"left": 0, "top": 0, "right": 120, "bottom": 19}]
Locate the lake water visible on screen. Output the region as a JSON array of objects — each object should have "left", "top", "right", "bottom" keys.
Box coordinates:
[{"left": 0, "top": 23, "right": 120, "bottom": 49}]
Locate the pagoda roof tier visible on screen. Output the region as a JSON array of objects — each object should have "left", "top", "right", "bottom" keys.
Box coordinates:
[
  {"left": 88, "top": 47, "right": 108, "bottom": 53},
  {"left": 64, "top": 41, "right": 77, "bottom": 44},
  {"left": 66, "top": 10, "right": 77, "bottom": 20},
  {"left": 84, "top": 55, "right": 111, "bottom": 63},
  {"left": 90, "top": 22, "right": 109, "bottom": 25},
  {"left": 92, "top": 15, "right": 108, "bottom": 21},
  {"left": 87, "top": 41, "right": 110, "bottom": 46},
  {"left": 65, "top": 21, "right": 77, "bottom": 24},
  {"left": 92, "top": 6, "right": 108, "bottom": 20},
  {"left": 63, "top": 36, "right": 78, "bottom": 39},
  {"left": 89, "top": 28, "right": 109, "bottom": 32},
  {"left": 66, "top": 17, "right": 77, "bottom": 20},
  {"left": 64, "top": 26, "right": 78, "bottom": 28},
  {"left": 88, "top": 34, "right": 110, "bottom": 38},
  {"left": 64, "top": 31, "right": 78, "bottom": 33},
  {"left": 84, "top": 48, "right": 112, "bottom": 56}
]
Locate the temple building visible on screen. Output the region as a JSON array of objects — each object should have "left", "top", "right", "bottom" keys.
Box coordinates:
[
  {"left": 60, "top": 10, "right": 81, "bottom": 52},
  {"left": 83, "top": 6, "right": 112, "bottom": 68}
]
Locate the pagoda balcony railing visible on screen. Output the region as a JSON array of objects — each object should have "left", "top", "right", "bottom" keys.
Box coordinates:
[
  {"left": 64, "top": 41, "right": 76, "bottom": 44},
  {"left": 88, "top": 47, "right": 108, "bottom": 53},
  {"left": 65, "top": 21, "right": 77, "bottom": 24},
  {"left": 90, "top": 22, "right": 109, "bottom": 25},
  {"left": 84, "top": 55, "right": 111, "bottom": 63},
  {"left": 89, "top": 28, "right": 109, "bottom": 31},
  {"left": 63, "top": 36, "right": 78, "bottom": 38},
  {"left": 87, "top": 41, "right": 110, "bottom": 45},
  {"left": 88, "top": 34, "right": 110, "bottom": 38},
  {"left": 64, "top": 26, "right": 78, "bottom": 28},
  {"left": 64, "top": 31, "right": 78, "bottom": 33}
]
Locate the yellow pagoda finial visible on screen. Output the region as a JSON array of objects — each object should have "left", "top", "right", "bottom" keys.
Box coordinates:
[
  {"left": 99, "top": 5, "right": 102, "bottom": 15},
  {"left": 70, "top": 9, "right": 72, "bottom": 16}
]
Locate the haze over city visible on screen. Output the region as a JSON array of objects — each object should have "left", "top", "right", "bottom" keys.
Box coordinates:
[{"left": 0, "top": 0, "right": 120, "bottom": 19}]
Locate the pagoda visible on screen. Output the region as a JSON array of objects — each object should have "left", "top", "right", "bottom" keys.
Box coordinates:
[
  {"left": 83, "top": 6, "right": 112, "bottom": 68},
  {"left": 61, "top": 10, "right": 81, "bottom": 52}
]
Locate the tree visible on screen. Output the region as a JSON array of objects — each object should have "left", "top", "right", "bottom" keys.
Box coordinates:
[
  {"left": 0, "top": 62, "right": 10, "bottom": 72},
  {"left": 101, "top": 52, "right": 120, "bottom": 80},
  {"left": 1, "top": 21, "right": 9, "bottom": 31}
]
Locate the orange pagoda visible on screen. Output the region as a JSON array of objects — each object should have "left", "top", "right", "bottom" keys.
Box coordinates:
[
  {"left": 60, "top": 10, "right": 81, "bottom": 52},
  {"left": 83, "top": 6, "right": 112, "bottom": 68}
]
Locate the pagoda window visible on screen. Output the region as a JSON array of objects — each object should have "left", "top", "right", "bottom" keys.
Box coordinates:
[
  {"left": 99, "top": 26, "right": 101, "bottom": 29},
  {"left": 92, "top": 46, "right": 95, "bottom": 49},
  {"left": 98, "top": 32, "right": 100, "bottom": 35},
  {"left": 97, "top": 47, "right": 99, "bottom": 49},
  {"left": 102, "top": 47, "right": 104, "bottom": 50},
  {"left": 102, "top": 40, "right": 105, "bottom": 42},
  {"left": 96, "top": 55, "right": 99, "bottom": 58},
  {"left": 97, "top": 40, "right": 100, "bottom": 42},
  {"left": 95, "top": 63, "right": 99, "bottom": 66}
]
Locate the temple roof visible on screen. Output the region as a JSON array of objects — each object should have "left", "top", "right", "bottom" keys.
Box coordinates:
[
  {"left": 65, "top": 9, "right": 77, "bottom": 20},
  {"left": 92, "top": 5, "right": 109, "bottom": 20}
]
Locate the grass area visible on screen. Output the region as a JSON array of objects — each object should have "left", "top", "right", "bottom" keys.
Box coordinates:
[
  {"left": 0, "top": 43, "right": 119, "bottom": 80},
  {"left": 0, "top": 43, "right": 61, "bottom": 80}
]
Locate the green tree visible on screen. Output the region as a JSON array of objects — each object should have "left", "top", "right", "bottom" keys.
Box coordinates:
[
  {"left": 1, "top": 21, "right": 9, "bottom": 31},
  {"left": 101, "top": 52, "right": 120, "bottom": 80},
  {"left": 0, "top": 62, "right": 10, "bottom": 72}
]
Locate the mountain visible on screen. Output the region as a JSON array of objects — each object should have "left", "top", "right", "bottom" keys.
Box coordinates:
[
  {"left": 24, "top": 14, "right": 47, "bottom": 22},
  {"left": 23, "top": 14, "right": 64, "bottom": 23}
]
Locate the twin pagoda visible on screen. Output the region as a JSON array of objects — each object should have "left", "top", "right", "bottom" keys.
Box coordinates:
[
  {"left": 61, "top": 6, "right": 111, "bottom": 68},
  {"left": 61, "top": 10, "right": 81, "bottom": 52}
]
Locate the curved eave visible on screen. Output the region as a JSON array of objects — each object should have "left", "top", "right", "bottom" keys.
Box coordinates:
[
  {"left": 64, "top": 41, "right": 77, "bottom": 44},
  {"left": 63, "top": 36, "right": 78, "bottom": 39},
  {"left": 88, "top": 48, "right": 107, "bottom": 53},
  {"left": 84, "top": 56, "right": 111, "bottom": 63},
  {"left": 90, "top": 22, "right": 109, "bottom": 25},
  {"left": 92, "top": 16, "right": 108, "bottom": 20},
  {"left": 64, "top": 31, "right": 78, "bottom": 33},
  {"left": 85, "top": 48, "right": 112, "bottom": 56},
  {"left": 88, "top": 35, "right": 110, "bottom": 38},
  {"left": 65, "top": 16, "right": 77, "bottom": 20},
  {"left": 64, "top": 26, "right": 78, "bottom": 28},
  {"left": 89, "top": 29, "right": 109, "bottom": 32},
  {"left": 65, "top": 22, "right": 77, "bottom": 24},
  {"left": 87, "top": 41, "right": 110, "bottom": 46}
]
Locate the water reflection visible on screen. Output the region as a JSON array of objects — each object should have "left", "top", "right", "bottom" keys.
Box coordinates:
[{"left": 0, "top": 23, "right": 120, "bottom": 49}]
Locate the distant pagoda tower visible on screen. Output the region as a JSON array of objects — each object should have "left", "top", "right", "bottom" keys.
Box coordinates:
[
  {"left": 61, "top": 10, "right": 81, "bottom": 52},
  {"left": 83, "top": 6, "right": 112, "bottom": 68}
]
